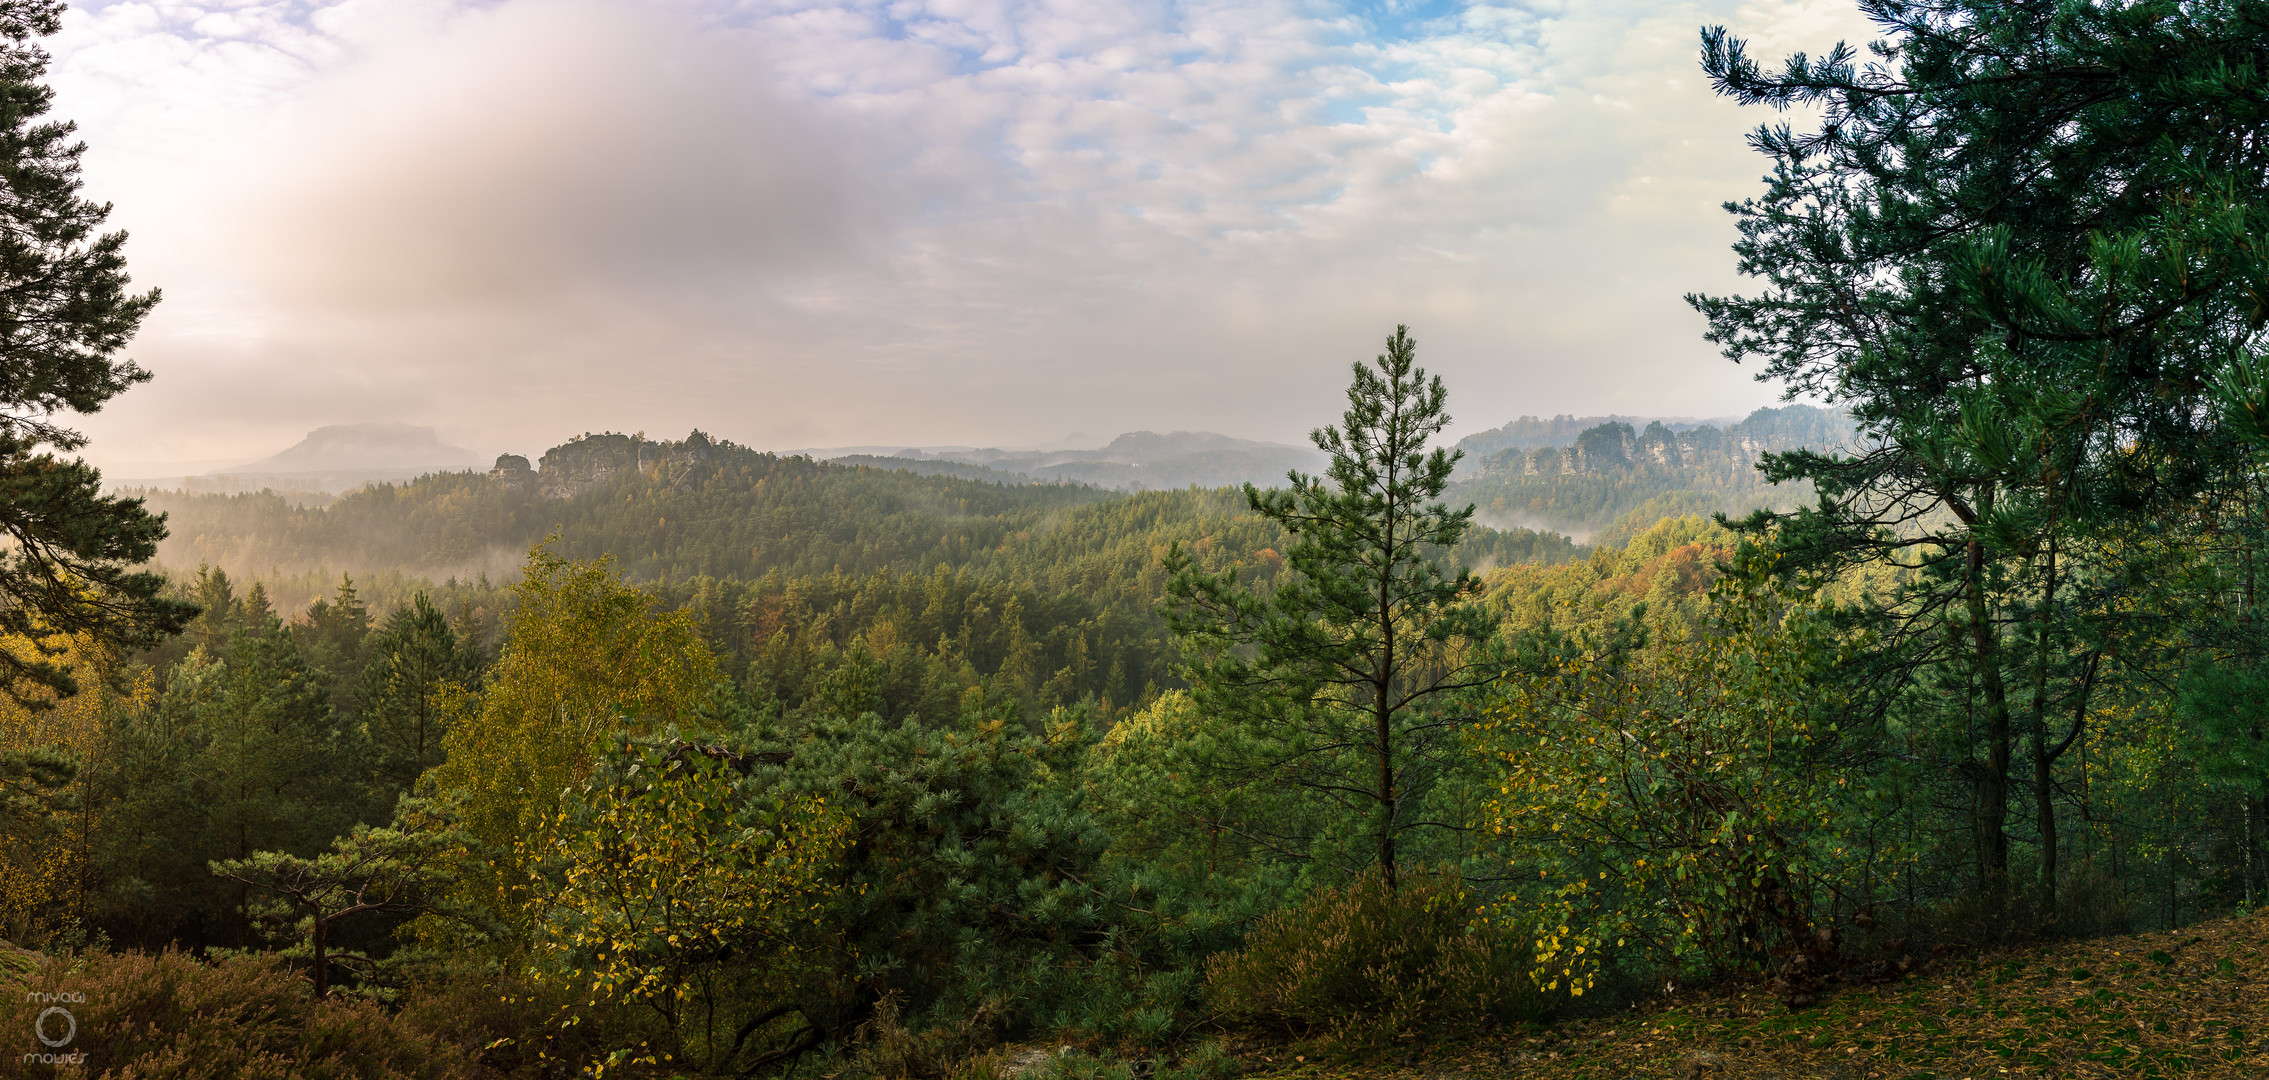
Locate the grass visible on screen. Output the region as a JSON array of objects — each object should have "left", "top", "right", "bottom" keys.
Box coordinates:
[{"left": 1229, "top": 909, "right": 2269, "bottom": 1080}]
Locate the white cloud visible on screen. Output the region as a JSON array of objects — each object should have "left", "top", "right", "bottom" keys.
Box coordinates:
[{"left": 48, "top": 0, "right": 1878, "bottom": 473}]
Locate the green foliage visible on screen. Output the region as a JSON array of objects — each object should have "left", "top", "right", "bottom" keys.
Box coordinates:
[
  {"left": 0, "top": 738, "right": 87, "bottom": 948},
  {"left": 357, "top": 593, "right": 480, "bottom": 789},
  {"left": 211, "top": 797, "right": 466, "bottom": 998},
  {"left": 139, "top": 439, "right": 1113, "bottom": 582},
  {"left": 1688, "top": 0, "right": 2269, "bottom": 931},
  {"left": 2179, "top": 655, "right": 2269, "bottom": 801},
  {"left": 530, "top": 734, "right": 848, "bottom": 1075},
  {"left": 134, "top": 443, "right": 1569, "bottom": 690},
  {"left": 1588, "top": 492, "right": 1729, "bottom": 552},
  {"left": 1165, "top": 327, "right": 1500, "bottom": 887},
  {"left": 1481, "top": 549, "right": 1880, "bottom": 1003},
  {"left": 297, "top": 575, "right": 373, "bottom": 718},
  {"left": 757, "top": 694, "right": 1114, "bottom": 1038},
  {"left": 92, "top": 607, "right": 372, "bottom": 950},
  {"left": 141, "top": 432, "right": 1568, "bottom": 590},
  {"left": 1205, "top": 866, "right": 1542, "bottom": 1052},
  {"left": 714, "top": 564, "right": 1177, "bottom": 722},
  {"left": 1085, "top": 690, "right": 1317, "bottom": 885},
  {"left": 426, "top": 543, "right": 717, "bottom": 940},
  {"left": 722, "top": 684, "right": 1260, "bottom": 1053},
  {"left": 0, "top": 3, "right": 193, "bottom": 703}
]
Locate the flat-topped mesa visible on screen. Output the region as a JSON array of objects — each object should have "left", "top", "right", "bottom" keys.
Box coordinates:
[{"left": 529, "top": 431, "right": 718, "bottom": 498}]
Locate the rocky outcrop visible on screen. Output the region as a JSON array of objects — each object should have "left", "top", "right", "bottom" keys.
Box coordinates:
[
  {"left": 1486, "top": 405, "right": 1855, "bottom": 478},
  {"left": 488, "top": 454, "right": 536, "bottom": 492},
  {"left": 523, "top": 431, "right": 719, "bottom": 499}
]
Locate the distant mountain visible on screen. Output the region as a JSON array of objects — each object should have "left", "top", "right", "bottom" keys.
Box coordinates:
[
  {"left": 826, "top": 431, "right": 1329, "bottom": 491},
  {"left": 227, "top": 423, "right": 487, "bottom": 474},
  {"left": 104, "top": 424, "right": 491, "bottom": 496},
  {"left": 1456, "top": 413, "right": 1748, "bottom": 462}
]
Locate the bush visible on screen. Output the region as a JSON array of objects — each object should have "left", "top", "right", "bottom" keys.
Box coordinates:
[
  {"left": 393, "top": 957, "right": 665, "bottom": 1079},
  {"left": 1205, "top": 867, "right": 1542, "bottom": 1052},
  {"left": 0, "top": 948, "right": 470, "bottom": 1079}
]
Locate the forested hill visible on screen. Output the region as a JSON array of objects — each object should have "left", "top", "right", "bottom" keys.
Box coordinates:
[
  {"left": 1446, "top": 403, "right": 1856, "bottom": 539},
  {"left": 844, "top": 430, "right": 1329, "bottom": 490},
  {"left": 133, "top": 429, "right": 1581, "bottom": 596}
]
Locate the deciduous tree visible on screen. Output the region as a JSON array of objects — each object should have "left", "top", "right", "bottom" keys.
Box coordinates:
[
  {"left": 533, "top": 736, "right": 846, "bottom": 1074},
  {"left": 427, "top": 542, "right": 718, "bottom": 938}
]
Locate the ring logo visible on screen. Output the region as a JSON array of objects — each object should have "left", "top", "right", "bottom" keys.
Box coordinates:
[
  {"left": 23, "top": 992, "right": 86, "bottom": 1065},
  {"left": 34, "top": 1006, "right": 73, "bottom": 1047}
]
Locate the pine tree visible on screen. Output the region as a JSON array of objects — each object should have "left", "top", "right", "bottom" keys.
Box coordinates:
[
  {"left": 296, "top": 575, "right": 373, "bottom": 714},
  {"left": 0, "top": 2, "right": 191, "bottom": 700},
  {"left": 1690, "top": 0, "right": 2269, "bottom": 919},
  {"left": 211, "top": 798, "right": 464, "bottom": 998},
  {"left": 357, "top": 592, "right": 476, "bottom": 790},
  {"left": 1164, "top": 326, "right": 1496, "bottom": 890},
  {"left": 95, "top": 621, "right": 362, "bottom": 949}
]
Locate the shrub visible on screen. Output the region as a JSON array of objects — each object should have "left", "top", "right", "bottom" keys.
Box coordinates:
[
  {"left": 393, "top": 958, "right": 663, "bottom": 1079},
  {"left": 1205, "top": 867, "right": 1542, "bottom": 1052},
  {"left": 0, "top": 948, "right": 470, "bottom": 1079}
]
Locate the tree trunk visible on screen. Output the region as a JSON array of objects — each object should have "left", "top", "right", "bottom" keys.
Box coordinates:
[
  {"left": 1377, "top": 431, "right": 1400, "bottom": 893},
  {"left": 1967, "top": 536, "right": 2014, "bottom": 916},
  {"left": 2232, "top": 794, "right": 2250, "bottom": 912},
  {"left": 1377, "top": 554, "right": 1398, "bottom": 892},
  {"left": 1377, "top": 685, "right": 1396, "bottom": 892},
  {"left": 2031, "top": 537, "right": 2059, "bottom": 921},
  {"left": 312, "top": 915, "right": 329, "bottom": 998}
]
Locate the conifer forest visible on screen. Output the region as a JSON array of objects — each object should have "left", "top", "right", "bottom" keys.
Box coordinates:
[{"left": 7, "top": 1, "right": 2269, "bottom": 1078}]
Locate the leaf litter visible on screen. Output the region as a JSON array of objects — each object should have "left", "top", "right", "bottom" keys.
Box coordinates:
[{"left": 1235, "top": 909, "right": 2269, "bottom": 1080}]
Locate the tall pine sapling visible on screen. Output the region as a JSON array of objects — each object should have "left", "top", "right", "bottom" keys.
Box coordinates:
[{"left": 1165, "top": 325, "right": 1496, "bottom": 890}]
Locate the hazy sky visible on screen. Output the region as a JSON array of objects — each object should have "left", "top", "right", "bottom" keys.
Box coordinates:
[{"left": 49, "top": 0, "right": 1874, "bottom": 475}]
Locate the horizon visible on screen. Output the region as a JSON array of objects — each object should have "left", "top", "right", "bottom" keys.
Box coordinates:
[
  {"left": 103, "top": 402, "right": 1824, "bottom": 485},
  {"left": 46, "top": 0, "right": 1872, "bottom": 479}
]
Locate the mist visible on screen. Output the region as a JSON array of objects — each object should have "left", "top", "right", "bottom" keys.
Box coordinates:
[{"left": 49, "top": 0, "right": 1874, "bottom": 476}]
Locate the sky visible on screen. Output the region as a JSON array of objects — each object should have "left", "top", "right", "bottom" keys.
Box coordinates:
[{"left": 45, "top": 0, "right": 1878, "bottom": 475}]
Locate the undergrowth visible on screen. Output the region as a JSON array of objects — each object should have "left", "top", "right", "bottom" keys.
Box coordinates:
[{"left": 1216, "top": 909, "right": 2269, "bottom": 1079}]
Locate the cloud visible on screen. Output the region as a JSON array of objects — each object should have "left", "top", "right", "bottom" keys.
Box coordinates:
[
  {"left": 48, "top": 0, "right": 1879, "bottom": 473},
  {"left": 229, "top": 2, "right": 865, "bottom": 313}
]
